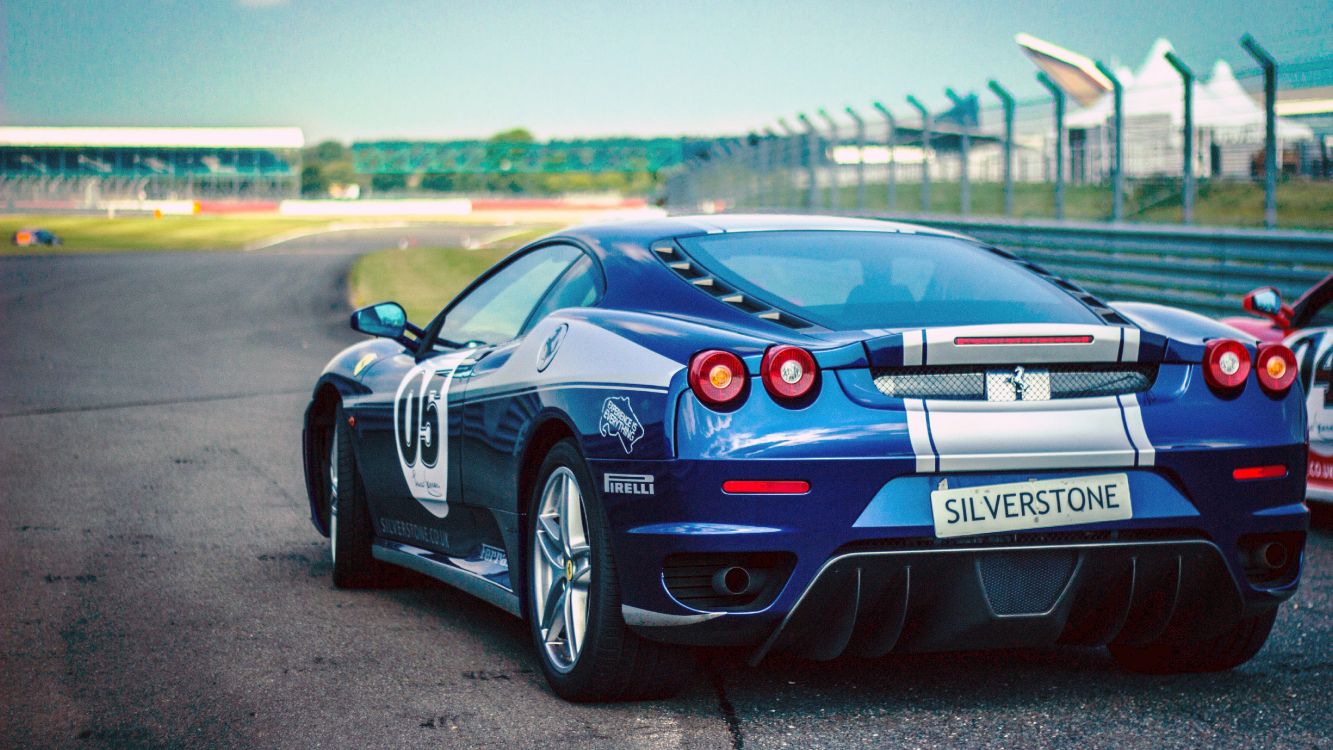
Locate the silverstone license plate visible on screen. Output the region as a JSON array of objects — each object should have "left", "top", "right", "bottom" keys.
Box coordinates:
[{"left": 930, "top": 473, "right": 1132, "bottom": 539}]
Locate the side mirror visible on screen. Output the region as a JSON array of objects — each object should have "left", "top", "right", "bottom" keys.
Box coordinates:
[
  {"left": 350, "top": 302, "right": 407, "bottom": 339},
  {"left": 1242, "top": 287, "right": 1292, "bottom": 328}
]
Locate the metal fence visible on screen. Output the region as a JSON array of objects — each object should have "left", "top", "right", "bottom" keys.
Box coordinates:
[
  {"left": 885, "top": 215, "right": 1333, "bottom": 318},
  {"left": 666, "top": 35, "right": 1332, "bottom": 231}
]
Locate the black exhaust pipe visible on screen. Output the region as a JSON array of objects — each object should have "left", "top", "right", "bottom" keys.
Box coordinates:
[
  {"left": 1244, "top": 541, "right": 1288, "bottom": 572},
  {"left": 1257, "top": 541, "right": 1288, "bottom": 571}
]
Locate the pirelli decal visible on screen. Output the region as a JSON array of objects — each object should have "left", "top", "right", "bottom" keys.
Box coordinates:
[{"left": 603, "top": 473, "right": 655, "bottom": 495}]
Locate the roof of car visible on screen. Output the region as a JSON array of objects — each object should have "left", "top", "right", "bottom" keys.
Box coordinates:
[{"left": 561, "top": 213, "right": 969, "bottom": 245}]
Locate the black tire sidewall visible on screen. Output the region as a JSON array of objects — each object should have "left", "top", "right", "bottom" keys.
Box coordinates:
[
  {"left": 331, "top": 404, "right": 380, "bottom": 587},
  {"left": 525, "top": 439, "right": 622, "bottom": 696}
]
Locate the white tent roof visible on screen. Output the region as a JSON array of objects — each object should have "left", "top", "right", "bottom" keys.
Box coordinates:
[
  {"left": 1066, "top": 38, "right": 1314, "bottom": 139},
  {"left": 0, "top": 127, "right": 305, "bottom": 149}
]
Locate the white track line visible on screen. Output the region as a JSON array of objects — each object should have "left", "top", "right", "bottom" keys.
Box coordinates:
[{"left": 242, "top": 221, "right": 411, "bottom": 252}]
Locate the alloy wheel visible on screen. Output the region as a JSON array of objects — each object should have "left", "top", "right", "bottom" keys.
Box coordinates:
[{"left": 531, "top": 466, "right": 591, "bottom": 673}]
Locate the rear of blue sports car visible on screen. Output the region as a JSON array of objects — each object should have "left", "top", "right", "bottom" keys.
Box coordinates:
[{"left": 600, "top": 228, "right": 1307, "bottom": 671}]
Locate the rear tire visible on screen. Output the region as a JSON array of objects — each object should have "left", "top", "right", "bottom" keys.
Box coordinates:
[
  {"left": 329, "top": 404, "right": 396, "bottom": 588},
  {"left": 1109, "top": 607, "right": 1278, "bottom": 674},
  {"left": 525, "top": 439, "right": 693, "bottom": 702}
]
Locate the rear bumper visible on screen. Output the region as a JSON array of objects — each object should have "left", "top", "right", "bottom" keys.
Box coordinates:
[
  {"left": 626, "top": 537, "right": 1304, "bottom": 662},
  {"left": 598, "top": 451, "right": 1308, "bottom": 657}
]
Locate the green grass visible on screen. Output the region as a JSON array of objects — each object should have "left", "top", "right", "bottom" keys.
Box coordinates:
[
  {"left": 347, "top": 227, "right": 556, "bottom": 323},
  {"left": 749, "top": 178, "right": 1333, "bottom": 229},
  {"left": 0, "top": 215, "right": 337, "bottom": 252}
]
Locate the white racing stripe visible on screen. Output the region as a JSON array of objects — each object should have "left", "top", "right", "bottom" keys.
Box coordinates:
[
  {"left": 905, "top": 395, "right": 1152, "bottom": 473},
  {"left": 902, "top": 330, "right": 925, "bottom": 366},
  {"left": 903, "top": 399, "right": 936, "bottom": 472},
  {"left": 1118, "top": 394, "right": 1155, "bottom": 466},
  {"left": 472, "top": 318, "right": 683, "bottom": 395},
  {"left": 1120, "top": 328, "right": 1141, "bottom": 362}
]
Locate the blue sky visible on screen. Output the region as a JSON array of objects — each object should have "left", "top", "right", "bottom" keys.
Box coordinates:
[{"left": 4, "top": 0, "right": 1330, "bottom": 142}]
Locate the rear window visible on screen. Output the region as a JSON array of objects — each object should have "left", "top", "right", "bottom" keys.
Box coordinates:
[{"left": 677, "top": 230, "right": 1099, "bottom": 329}]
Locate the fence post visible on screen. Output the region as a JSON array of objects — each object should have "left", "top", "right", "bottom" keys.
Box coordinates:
[
  {"left": 946, "top": 88, "right": 971, "bottom": 215},
  {"left": 906, "top": 95, "right": 931, "bottom": 213},
  {"left": 1094, "top": 62, "right": 1124, "bottom": 222},
  {"left": 778, "top": 118, "right": 799, "bottom": 210},
  {"left": 723, "top": 140, "right": 741, "bottom": 211},
  {"left": 1165, "top": 51, "right": 1195, "bottom": 224},
  {"left": 712, "top": 142, "right": 731, "bottom": 211},
  {"left": 798, "top": 113, "right": 819, "bottom": 210},
  {"left": 846, "top": 106, "right": 867, "bottom": 211},
  {"left": 1241, "top": 34, "right": 1278, "bottom": 229},
  {"left": 746, "top": 133, "right": 762, "bottom": 210},
  {"left": 818, "top": 109, "right": 840, "bottom": 210},
  {"left": 873, "top": 101, "right": 898, "bottom": 212},
  {"left": 762, "top": 127, "right": 779, "bottom": 209},
  {"left": 987, "top": 80, "right": 1015, "bottom": 218},
  {"left": 732, "top": 137, "right": 748, "bottom": 209},
  {"left": 1037, "top": 72, "right": 1066, "bottom": 220}
]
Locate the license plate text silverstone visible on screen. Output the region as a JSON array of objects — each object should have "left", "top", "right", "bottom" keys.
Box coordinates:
[{"left": 930, "top": 473, "right": 1132, "bottom": 538}]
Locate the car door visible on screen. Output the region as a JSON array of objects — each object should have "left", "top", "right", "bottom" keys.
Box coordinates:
[
  {"left": 462, "top": 249, "right": 603, "bottom": 512},
  {"left": 1289, "top": 298, "right": 1333, "bottom": 500},
  {"left": 370, "top": 243, "right": 585, "bottom": 555}
]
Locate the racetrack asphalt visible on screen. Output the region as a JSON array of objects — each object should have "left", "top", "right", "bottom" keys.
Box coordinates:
[{"left": 1, "top": 225, "right": 1330, "bottom": 749}]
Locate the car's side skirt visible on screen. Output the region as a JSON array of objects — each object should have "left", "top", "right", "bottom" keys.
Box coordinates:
[{"left": 372, "top": 539, "right": 521, "bottom": 617}]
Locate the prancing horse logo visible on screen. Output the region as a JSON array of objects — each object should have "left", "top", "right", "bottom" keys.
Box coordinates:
[
  {"left": 1009, "top": 366, "right": 1028, "bottom": 400},
  {"left": 536, "top": 323, "right": 568, "bottom": 372}
]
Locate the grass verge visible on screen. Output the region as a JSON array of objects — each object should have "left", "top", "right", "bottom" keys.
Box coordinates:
[
  {"left": 347, "top": 227, "right": 556, "bottom": 323},
  {"left": 0, "top": 215, "right": 338, "bottom": 252}
]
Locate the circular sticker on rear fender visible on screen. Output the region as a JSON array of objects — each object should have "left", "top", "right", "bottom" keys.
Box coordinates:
[{"left": 393, "top": 351, "right": 473, "bottom": 518}]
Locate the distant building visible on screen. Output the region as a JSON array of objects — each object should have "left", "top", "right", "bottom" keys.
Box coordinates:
[
  {"left": 1019, "top": 35, "right": 1322, "bottom": 181},
  {"left": 0, "top": 127, "right": 304, "bottom": 208},
  {"left": 1064, "top": 40, "right": 1315, "bottom": 179}
]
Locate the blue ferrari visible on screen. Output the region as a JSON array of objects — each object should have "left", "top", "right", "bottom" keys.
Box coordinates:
[{"left": 302, "top": 215, "right": 1307, "bottom": 701}]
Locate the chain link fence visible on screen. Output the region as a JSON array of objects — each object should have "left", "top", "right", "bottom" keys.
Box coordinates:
[{"left": 666, "top": 35, "right": 1331, "bottom": 230}]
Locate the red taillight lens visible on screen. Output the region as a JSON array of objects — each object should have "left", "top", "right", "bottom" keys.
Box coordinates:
[
  {"left": 1255, "top": 343, "right": 1297, "bottom": 394},
  {"left": 688, "top": 349, "right": 746, "bottom": 407},
  {"left": 722, "top": 480, "right": 811, "bottom": 494},
  {"left": 761, "top": 345, "right": 818, "bottom": 401},
  {"left": 954, "top": 335, "right": 1093, "bottom": 345},
  {"left": 1233, "top": 464, "right": 1287, "bottom": 481},
  {"left": 1202, "top": 339, "right": 1251, "bottom": 391}
]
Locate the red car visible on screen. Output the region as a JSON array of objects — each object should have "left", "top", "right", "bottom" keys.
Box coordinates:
[
  {"left": 1226, "top": 274, "right": 1333, "bottom": 504},
  {"left": 1223, "top": 274, "right": 1333, "bottom": 343}
]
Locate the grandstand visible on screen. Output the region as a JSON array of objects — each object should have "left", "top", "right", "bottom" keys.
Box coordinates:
[
  {"left": 352, "top": 137, "right": 704, "bottom": 175},
  {"left": 0, "top": 127, "right": 303, "bottom": 208}
]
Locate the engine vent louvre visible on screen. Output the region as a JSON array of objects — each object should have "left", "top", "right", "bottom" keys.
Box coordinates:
[{"left": 651, "top": 239, "right": 814, "bottom": 331}]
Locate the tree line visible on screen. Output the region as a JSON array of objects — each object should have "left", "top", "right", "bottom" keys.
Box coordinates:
[{"left": 301, "top": 128, "right": 659, "bottom": 198}]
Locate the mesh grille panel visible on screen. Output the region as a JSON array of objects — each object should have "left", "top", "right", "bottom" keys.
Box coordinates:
[
  {"left": 873, "top": 368, "right": 985, "bottom": 399},
  {"left": 872, "top": 364, "right": 1156, "bottom": 401},
  {"left": 977, "top": 550, "right": 1078, "bottom": 615}
]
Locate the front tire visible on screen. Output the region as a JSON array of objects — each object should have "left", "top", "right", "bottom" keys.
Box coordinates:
[
  {"left": 526, "top": 439, "right": 693, "bottom": 702},
  {"left": 1109, "top": 607, "right": 1278, "bottom": 674},
  {"left": 329, "top": 404, "right": 395, "bottom": 588}
]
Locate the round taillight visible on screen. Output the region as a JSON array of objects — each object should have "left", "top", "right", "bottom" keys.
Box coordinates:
[
  {"left": 1256, "top": 343, "right": 1297, "bottom": 393},
  {"left": 688, "top": 350, "right": 746, "bottom": 407},
  {"left": 1203, "top": 339, "right": 1251, "bottom": 391},
  {"left": 761, "top": 345, "right": 818, "bottom": 401}
]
